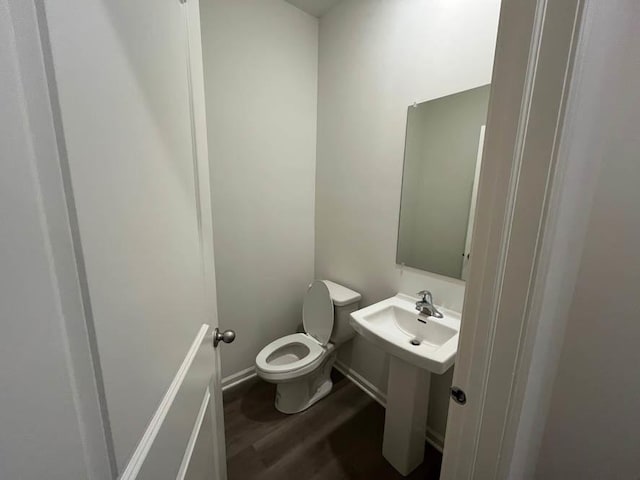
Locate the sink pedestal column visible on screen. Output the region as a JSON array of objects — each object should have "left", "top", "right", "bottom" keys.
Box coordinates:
[{"left": 383, "top": 356, "right": 431, "bottom": 476}]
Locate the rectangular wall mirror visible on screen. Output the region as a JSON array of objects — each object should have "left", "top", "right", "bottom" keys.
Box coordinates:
[{"left": 397, "top": 85, "right": 490, "bottom": 280}]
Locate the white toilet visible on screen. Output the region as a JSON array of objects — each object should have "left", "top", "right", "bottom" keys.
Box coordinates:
[{"left": 255, "top": 280, "right": 361, "bottom": 414}]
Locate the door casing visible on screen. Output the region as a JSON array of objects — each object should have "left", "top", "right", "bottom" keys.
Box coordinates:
[{"left": 441, "top": 0, "right": 587, "bottom": 478}]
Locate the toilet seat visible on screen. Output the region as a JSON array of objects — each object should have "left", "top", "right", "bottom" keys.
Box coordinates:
[
  {"left": 254, "top": 280, "right": 361, "bottom": 413},
  {"left": 255, "top": 333, "right": 332, "bottom": 381},
  {"left": 256, "top": 281, "right": 338, "bottom": 382},
  {"left": 302, "top": 280, "right": 334, "bottom": 346}
]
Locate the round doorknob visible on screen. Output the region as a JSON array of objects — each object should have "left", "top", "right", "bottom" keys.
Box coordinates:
[{"left": 213, "top": 327, "right": 236, "bottom": 347}]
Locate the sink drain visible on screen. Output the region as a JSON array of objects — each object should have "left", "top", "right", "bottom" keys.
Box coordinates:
[{"left": 410, "top": 338, "right": 421, "bottom": 346}]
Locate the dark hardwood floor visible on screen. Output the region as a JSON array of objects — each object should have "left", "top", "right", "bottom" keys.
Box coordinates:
[{"left": 223, "top": 370, "right": 442, "bottom": 480}]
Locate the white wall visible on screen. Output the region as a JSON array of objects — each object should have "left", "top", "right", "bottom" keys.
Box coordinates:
[
  {"left": 532, "top": 2, "right": 640, "bottom": 478},
  {"left": 315, "top": 0, "right": 500, "bottom": 441},
  {"left": 201, "top": 0, "right": 319, "bottom": 378}
]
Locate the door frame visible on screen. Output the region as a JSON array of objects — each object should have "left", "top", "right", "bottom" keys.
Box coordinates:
[{"left": 441, "top": 0, "right": 589, "bottom": 478}]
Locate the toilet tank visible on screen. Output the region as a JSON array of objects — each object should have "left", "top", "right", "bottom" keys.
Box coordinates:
[{"left": 323, "top": 280, "right": 362, "bottom": 345}]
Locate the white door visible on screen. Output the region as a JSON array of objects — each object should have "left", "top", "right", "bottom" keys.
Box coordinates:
[{"left": 41, "top": 0, "right": 227, "bottom": 478}]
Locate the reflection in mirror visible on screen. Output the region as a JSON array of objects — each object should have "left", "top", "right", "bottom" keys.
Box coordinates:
[{"left": 397, "top": 85, "right": 490, "bottom": 280}]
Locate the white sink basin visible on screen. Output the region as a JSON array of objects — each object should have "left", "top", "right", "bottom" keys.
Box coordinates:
[
  {"left": 349, "top": 293, "right": 460, "bottom": 374},
  {"left": 349, "top": 293, "right": 461, "bottom": 475}
]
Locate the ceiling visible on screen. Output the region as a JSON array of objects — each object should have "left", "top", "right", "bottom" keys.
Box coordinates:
[{"left": 284, "top": 0, "right": 343, "bottom": 18}]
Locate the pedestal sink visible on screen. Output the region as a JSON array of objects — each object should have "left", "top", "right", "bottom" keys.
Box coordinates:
[{"left": 349, "top": 294, "right": 460, "bottom": 476}]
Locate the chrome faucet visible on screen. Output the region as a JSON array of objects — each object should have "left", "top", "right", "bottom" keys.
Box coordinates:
[{"left": 415, "top": 290, "right": 443, "bottom": 318}]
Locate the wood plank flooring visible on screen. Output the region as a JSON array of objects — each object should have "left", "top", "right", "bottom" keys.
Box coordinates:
[{"left": 223, "top": 370, "right": 442, "bottom": 480}]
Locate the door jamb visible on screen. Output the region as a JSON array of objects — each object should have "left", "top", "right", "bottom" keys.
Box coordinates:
[{"left": 440, "top": 0, "right": 586, "bottom": 478}]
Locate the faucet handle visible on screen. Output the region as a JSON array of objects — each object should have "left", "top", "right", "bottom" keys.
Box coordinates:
[{"left": 416, "top": 290, "right": 433, "bottom": 303}]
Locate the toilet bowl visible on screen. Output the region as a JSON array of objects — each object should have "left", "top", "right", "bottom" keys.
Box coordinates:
[{"left": 255, "top": 280, "right": 361, "bottom": 414}]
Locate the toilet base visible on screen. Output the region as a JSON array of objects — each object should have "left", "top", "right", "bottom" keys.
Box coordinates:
[
  {"left": 274, "top": 352, "right": 336, "bottom": 414},
  {"left": 275, "top": 378, "right": 333, "bottom": 414}
]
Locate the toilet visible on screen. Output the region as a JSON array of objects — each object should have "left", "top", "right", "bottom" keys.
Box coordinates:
[{"left": 255, "top": 280, "right": 361, "bottom": 414}]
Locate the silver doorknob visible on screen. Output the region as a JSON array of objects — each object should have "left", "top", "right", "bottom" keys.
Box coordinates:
[{"left": 213, "top": 327, "right": 236, "bottom": 348}]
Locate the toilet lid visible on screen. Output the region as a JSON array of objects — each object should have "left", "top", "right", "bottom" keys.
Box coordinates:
[{"left": 302, "top": 281, "right": 334, "bottom": 346}]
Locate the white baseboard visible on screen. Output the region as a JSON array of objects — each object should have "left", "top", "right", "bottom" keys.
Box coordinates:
[
  {"left": 334, "top": 360, "right": 445, "bottom": 453},
  {"left": 334, "top": 360, "right": 387, "bottom": 407},
  {"left": 221, "top": 366, "right": 257, "bottom": 391},
  {"left": 425, "top": 428, "right": 445, "bottom": 453}
]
